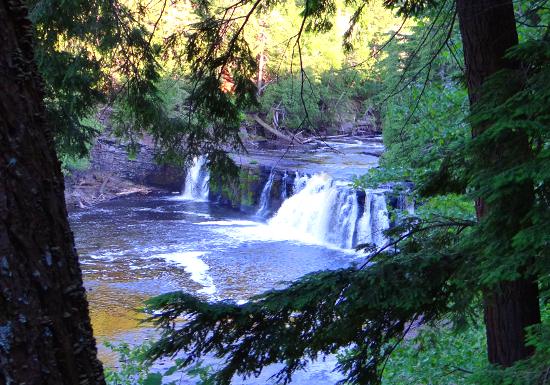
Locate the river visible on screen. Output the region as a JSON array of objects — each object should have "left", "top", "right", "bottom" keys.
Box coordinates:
[{"left": 69, "top": 137, "right": 394, "bottom": 384}]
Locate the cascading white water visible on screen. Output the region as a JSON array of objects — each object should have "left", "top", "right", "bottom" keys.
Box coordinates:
[
  {"left": 262, "top": 172, "right": 391, "bottom": 249},
  {"left": 397, "top": 194, "right": 415, "bottom": 215},
  {"left": 280, "top": 172, "right": 289, "bottom": 200},
  {"left": 256, "top": 171, "right": 275, "bottom": 217},
  {"left": 267, "top": 173, "right": 361, "bottom": 248},
  {"left": 292, "top": 172, "right": 310, "bottom": 194},
  {"left": 181, "top": 156, "right": 210, "bottom": 201},
  {"left": 356, "top": 192, "right": 390, "bottom": 248}
]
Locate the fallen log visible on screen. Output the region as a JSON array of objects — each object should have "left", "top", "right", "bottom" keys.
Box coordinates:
[{"left": 252, "top": 114, "right": 303, "bottom": 144}]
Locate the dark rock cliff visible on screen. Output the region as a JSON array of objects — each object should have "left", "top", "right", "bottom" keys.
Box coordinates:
[{"left": 89, "top": 137, "right": 184, "bottom": 191}]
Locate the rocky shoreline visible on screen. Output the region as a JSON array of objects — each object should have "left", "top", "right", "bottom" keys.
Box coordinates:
[
  {"left": 63, "top": 130, "right": 383, "bottom": 210},
  {"left": 64, "top": 171, "right": 160, "bottom": 209},
  {"left": 63, "top": 134, "right": 186, "bottom": 209}
]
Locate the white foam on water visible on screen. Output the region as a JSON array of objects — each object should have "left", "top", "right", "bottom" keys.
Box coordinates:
[
  {"left": 208, "top": 220, "right": 357, "bottom": 253},
  {"left": 86, "top": 250, "right": 126, "bottom": 261},
  {"left": 256, "top": 171, "right": 275, "bottom": 217},
  {"left": 195, "top": 220, "right": 259, "bottom": 227},
  {"left": 215, "top": 171, "right": 391, "bottom": 252},
  {"left": 172, "top": 210, "right": 212, "bottom": 218},
  {"left": 356, "top": 192, "right": 390, "bottom": 248},
  {"left": 155, "top": 251, "right": 216, "bottom": 295},
  {"left": 133, "top": 207, "right": 165, "bottom": 213}
]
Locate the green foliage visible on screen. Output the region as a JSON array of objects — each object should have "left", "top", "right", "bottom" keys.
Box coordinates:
[
  {"left": 254, "top": 0, "right": 397, "bottom": 133},
  {"left": 260, "top": 73, "right": 324, "bottom": 131},
  {"left": 367, "top": 0, "right": 468, "bottom": 187},
  {"left": 31, "top": 0, "right": 400, "bottom": 171},
  {"left": 381, "top": 324, "right": 485, "bottom": 385},
  {"left": 141, "top": 2, "right": 550, "bottom": 385},
  {"left": 29, "top": 0, "right": 164, "bottom": 158},
  {"left": 487, "top": 308, "right": 550, "bottom": 385},
  {"left": 29, "top": 0, "right": 243, "bottom": 173},
  {"left": 208, "top": 165, "right": 262, "bottom": 207},
  {"left": 59, "top": 154, "right": 90, "bottom": 174},
  {"left": 187, "top": 362, "right": 218, "bottom": 385},
  {"left": 104, "top": 341, "right": 162, "bottom": 385},
  {"left": 104, "top": 341, "right": 216, "bottom": 385},
  {"left": 458, "top": 38, "right": 550, "bottom": 285},
  {"left": 31, "top": 0, "right": 550, "bottom": 383},
  {"left": 260, "top": 68, "right": 379, "bottom": 132},
  {"left": 58, "top": 115, "right": 102, "bottom": 172},
  {"left": 144, "top": 208, "right": 479, "bottom": 384},
  {"left": 384, "top": 306, "right": 550, "bottom": 385}
]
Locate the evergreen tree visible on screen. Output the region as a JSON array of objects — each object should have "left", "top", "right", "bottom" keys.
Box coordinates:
[
  {"left": 456, "top": 0, "right": 541, "bottom": 367},
  {"left": 0, "top": 0, "right": 104, "bottom": 383},
  {"left": 28, "top": 0, "right": 163, "bottom": 158}
]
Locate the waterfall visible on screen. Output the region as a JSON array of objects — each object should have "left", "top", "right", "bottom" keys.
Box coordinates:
[
  {"left": 266, "top": 172, "right": 391, "bottom": 249},
  {"left": 293, "top": 172, "right": 310, "bottom": 194},
  {"left": 184, "top": 161, "right": 392, "bottom": 250},
  {"left": 280, "top": 172, "right": 289, "bottom": 200},
  {"left": 397, "top": 194, "right": 415, "bottom": 215},
  {"left": 181, "top": 157, "right": 210, "bottom": 201},
  {"left": 356, "top": 192, "right": 390, "bottom": 248},
  {"left": 267, "top": 173, "right": 365, "bottom": 248},
  {"left": 256, "top": 171, "right": 275, "bottom": 217}
]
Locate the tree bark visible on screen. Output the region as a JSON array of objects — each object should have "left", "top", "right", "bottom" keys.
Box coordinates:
[
  {"left": 483, "top": 280, "right": 541, "bottom": 366},
  {"left": 456, "top": 0, "right": 541, "bottom": 367},
  {"left": 0, "top": 1, "right": 105, "bottom": 384}
]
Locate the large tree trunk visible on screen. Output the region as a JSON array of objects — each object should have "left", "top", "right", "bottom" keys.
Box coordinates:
[
  {"left": 456, "top": 0, "right": 541, "bottom": 367},
  {"left": 0, "top": 1, "right": 105, "bottom": 384}
]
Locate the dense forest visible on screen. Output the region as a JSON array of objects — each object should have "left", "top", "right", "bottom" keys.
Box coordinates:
[{"left": 1, "top": 0, "right": 549, "bottom": 384}]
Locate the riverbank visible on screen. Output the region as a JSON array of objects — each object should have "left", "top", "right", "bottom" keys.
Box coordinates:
[
  {"left": 64, "top": 171, "right": 160, "bottom": 209},
  {"left": 63, "top": 129, "right": 384, "bottom": 211},
  {"left": 63, "top": 133, "right": 183, "bottom": 209}
]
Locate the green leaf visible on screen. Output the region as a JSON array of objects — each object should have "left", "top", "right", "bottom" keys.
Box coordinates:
[{"left": 143, "top": 373, "right": 162, "bottom": 385}]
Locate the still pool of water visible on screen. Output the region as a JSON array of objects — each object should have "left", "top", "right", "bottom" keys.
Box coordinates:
[{"left": 70, "top": 193, "right": 361, "bottom": 384}]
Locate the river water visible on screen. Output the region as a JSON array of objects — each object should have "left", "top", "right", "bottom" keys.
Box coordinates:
[{"left": 69, "top": 137, "right": 392, "bottom": 384}]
